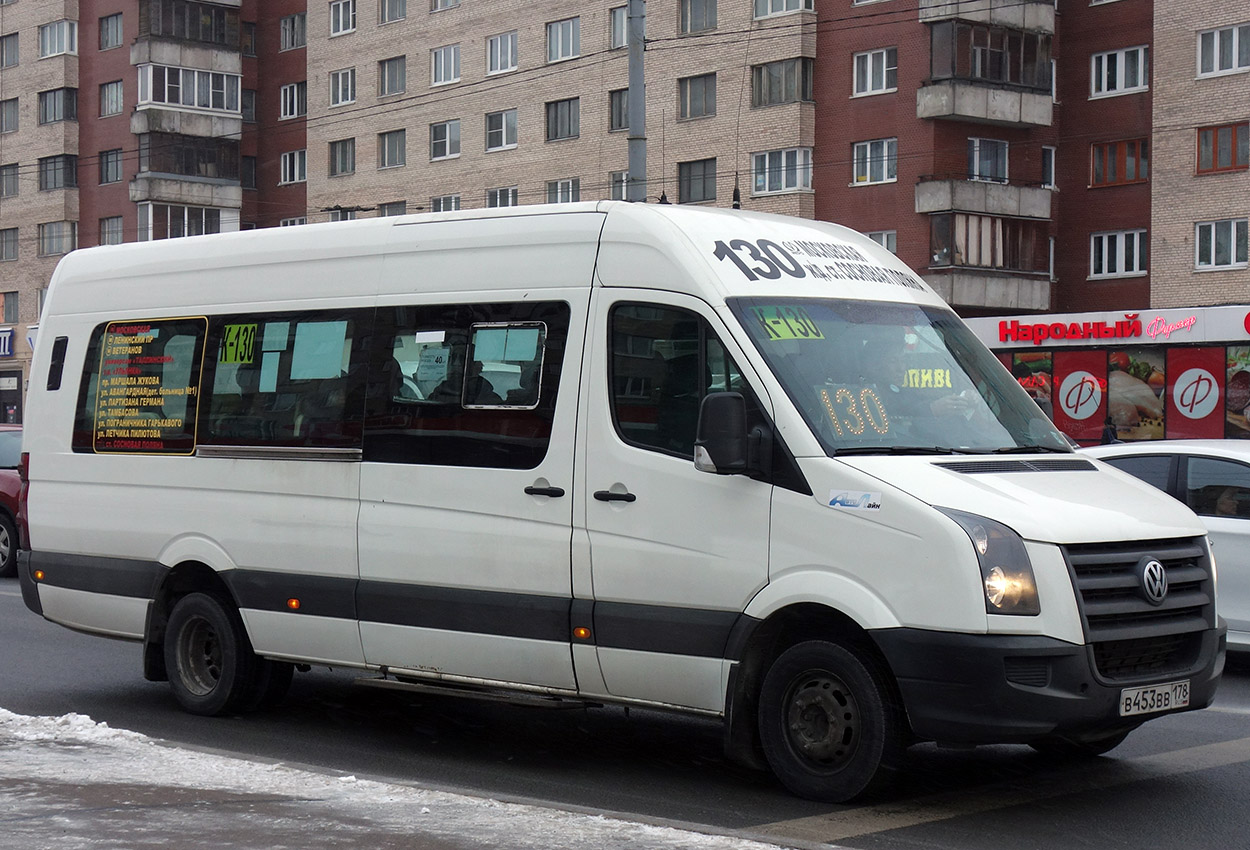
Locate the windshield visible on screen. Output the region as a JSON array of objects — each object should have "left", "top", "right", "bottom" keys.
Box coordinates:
[{"left": 729, "top": 298, "right": 1069, "bottom": 455}]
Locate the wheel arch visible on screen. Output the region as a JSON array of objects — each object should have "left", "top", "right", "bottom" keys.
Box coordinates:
[{"left": 143, "top": 560, "right": 239, "bottom": 682}]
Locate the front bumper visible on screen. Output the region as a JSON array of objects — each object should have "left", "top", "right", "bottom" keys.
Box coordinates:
[{"left": 873, "top": 625, "right": 1226, "bottom": 744}]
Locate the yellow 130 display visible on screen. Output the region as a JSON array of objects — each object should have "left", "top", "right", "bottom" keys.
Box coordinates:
[{"left": 820, "top": 387, "right": 890, "bottom": 436}]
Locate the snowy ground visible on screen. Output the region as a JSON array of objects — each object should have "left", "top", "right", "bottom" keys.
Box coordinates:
[{"left": 0, "top": 708, "right": 799, "bottom": 850}]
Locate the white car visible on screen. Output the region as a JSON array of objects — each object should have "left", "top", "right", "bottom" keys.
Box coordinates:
[{"left": 1084, "top": 439, "right": 1250, "bottom": 653}]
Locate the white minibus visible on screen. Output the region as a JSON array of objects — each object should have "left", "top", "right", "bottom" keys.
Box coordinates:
[{"left": 18, "top": 202, "right": 1225, "bottom": 801}]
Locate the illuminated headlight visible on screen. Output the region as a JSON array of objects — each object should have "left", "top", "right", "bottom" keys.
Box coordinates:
[{"left": 938, "top": 508, "right": 1040, "bottom": 616}]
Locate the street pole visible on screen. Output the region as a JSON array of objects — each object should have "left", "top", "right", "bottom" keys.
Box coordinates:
[{"left": 626, "top": 0, "right": 646, "bottom": 202}]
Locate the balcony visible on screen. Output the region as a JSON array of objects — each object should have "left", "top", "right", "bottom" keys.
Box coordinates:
[
  {"left": 923, "top": 270, "right": 1051, "bottom": 312},
  {"left": 924, "top": 209, "right": 1052, "bottom": 311},
  {"left": 130, "top": 174, "right": 242, "bottom": 210},
  {"left": 917, "top": 80, "right": 1052, "bottom": 127},
  {"left": 918, "top": 0, "right": 1054, "bottom": 33},
  {"left": 915, "top": 176, "right": 1052, "bottom": 219}
]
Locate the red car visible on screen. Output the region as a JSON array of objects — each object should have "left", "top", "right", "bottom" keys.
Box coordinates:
[{"left": 0, "top": 424, "right": 20, "bottom": 578}]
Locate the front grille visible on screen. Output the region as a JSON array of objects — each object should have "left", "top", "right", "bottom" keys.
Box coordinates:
[
  {"left": 1004, "top": 656, "right": 1051, "bottom": 687},
  {"left": 936, "top": 459, "right": 1096, "bottom": 474},
  {"left": 1062, "top": 537, "right": 1214, "bottom": 682}
]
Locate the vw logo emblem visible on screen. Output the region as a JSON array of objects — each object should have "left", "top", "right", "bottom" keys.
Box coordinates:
[{"left": 1137, "top": 557, "right": 1168, "bottom": 606}]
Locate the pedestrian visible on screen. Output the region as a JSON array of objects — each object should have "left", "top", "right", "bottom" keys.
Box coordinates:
[{"left": 1100, "top": 416, "right": 1120, "bottom": 444}]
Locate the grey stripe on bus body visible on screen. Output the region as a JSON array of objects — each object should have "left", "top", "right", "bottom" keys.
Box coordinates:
[{"left": 28, "top": 553, "right": 756, "bottom": 660}]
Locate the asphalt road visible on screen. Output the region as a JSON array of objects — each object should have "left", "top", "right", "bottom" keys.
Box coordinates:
[{"left": 4, "top": 579, "right": 1250, "bottom": 849}]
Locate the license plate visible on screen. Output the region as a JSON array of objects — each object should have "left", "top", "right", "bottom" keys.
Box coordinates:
[{"left": 1119, "top": 680, "right": 1190, "bottom": 717}]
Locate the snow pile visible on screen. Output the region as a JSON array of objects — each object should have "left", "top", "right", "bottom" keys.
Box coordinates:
[{"left": 0, "top": 708, "right": 792, "bottom": 850}]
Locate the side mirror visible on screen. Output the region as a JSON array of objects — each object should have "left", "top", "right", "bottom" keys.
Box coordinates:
[{"left": 694, "top": 392, "right": 748, "bottom": 474}]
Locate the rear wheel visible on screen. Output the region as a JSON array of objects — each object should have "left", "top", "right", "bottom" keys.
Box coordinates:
[
  {"left": 758, "top": 640, "right": 905, "bottom": 802},
  {"left": 164, "top": 592, "right": 259, "bottom": 716},
  {"left": 0, "top": 513, "right": 16, "bottom": 578}
]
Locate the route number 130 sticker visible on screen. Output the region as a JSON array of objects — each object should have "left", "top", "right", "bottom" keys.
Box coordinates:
[{"left": 713, "top": 239, "right": 807, "bottom": 282}]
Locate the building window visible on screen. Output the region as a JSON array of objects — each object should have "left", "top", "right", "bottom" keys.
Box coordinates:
[
  {"left": 679, "top": 157, "right": 717, "bottom": 203},
  {"left": 280, "top": 150, "right": 307, "bottom": 184},
  {"left": 0, "top": 98, "right": 16, "bottom": 133},
  {"left": 1090, "top": 230, "right": 1147, "bottom": 278},
  {"left": 1091, "top": 46, "right": 1149, "bottom": 97},
  {"left": 867, "top": 231, "right": 897, "bottom": 254},
  {"left": 1196, "top": 219, "right": 1249, "bottom": 269},
  {"left": 241, "top": 90, "right": 256, "bottom": 122},
  {"left": 432, "top": 45, "right": 460, "bottom": 85},
  {"left": 547, "top": 17, "right": 580, "bottom": 63},
  {"left": 329, "top": 138, "right": 355, "bottom": 176},
  {"left": 431, "top": 119, "right": 460, "bottom": 159},
  {"left": 280, "top": 217, "right": 307, "bottom": 227},
  {"left": 138, "top": 66, "right": 241, "bottom": 113},
  {"left": 100, "top": 13, "right": 123, "bottom": 50},
  {"left": 679, "top": 73, "right": 716, "bottom": 119},
  {"left": 755, "top": 0, "right": 812, "bottom": 17},
  {"left": 929, "top": 21, "right": 1052, "bottom": 92},
  {"left": 752, "top": 58, "right": 813, "bottom": 107},
  {"left": 378, "top": 201, "right": 407, "bottom": 216},
  {"left": 431, "top": 195, "right": 460, "bottom": 212},
  {"left": 330, "top": 0, "right": 356, "bottom": 35},
  {"left": 138, "top": 133, "right": 239, "bottom": 179},
  {"left": 681, "top": 0, "right": 717, "bottom": 33},
  {"left": 379, "top": 130, "right": 406, "bottom": 168},
  {"left": 138, "top": 204, "right": 222, "bottom": 240},
  {"left": 39, "top": 88, "right": 77, "bottom": 124},
  {"left": 610, "top": 169, "right": 627, "bottom": 200},
  {"left": 487, "top": 186, "right": 518, "bottom": 207},
  {"left": 610, "top": 6, "right": 627, "bottom": 49},
  {"left": 968, "top": 138, "right": 1008, "bottom": 183},
  {"left": 279, "top": 82, "right": 307, "bottom": 119},
  {"left": 38, "top": 20, "right": 77, "bottom": 57},
  {"left": 486, "top": 109, "right": 517, "bottom": 150},
  {"left": 547, "top": 178, "right": 580, "bottom": 203},
  {"left": 0, "top": 163, "right": 16, "bottom": 197},
  {"left": 280, "top": 13, "right": 306, "bottom": 50},
  {"left": 1042, "top": 145, "right": 1057, "bottom": 188},
  {"left": 100, "top": 80, "right": 124, "bottom": 117},
  {"left": 380, "top": 0, "right": 406, "bottom": 24},
  {"left": 1197, "top": 123, "right": 1249, "bottom": 174},
  {"left": 546, "top": 98, "right": 579, "bottom": 141},
  {"left": 487, "top": 31, "right": 518, "bottom": 74},
  {"left": 328, "top": 208, "right": 356, "bottom": 222},
  {"left": 143, "top": 2, "right": 239, "bottom": 47},
  {"left": 929, "top": 213, "right": 1047, "bottom": 271},
  {"left": 753, "top": 147, "right": 812, "bottom": 194},
  {"left": 99, "top": 217, "right": 124, "bottom": 246},
  {"left": 853, "top": 138, "right": 897, "bottom": 184},
  {"left": 609, "top": 89, "right": 628, "bottom": 131},
  {"left": 331, "top": 68, "right": 356, "bottom": 105},
  {"left": 1198, "top": 24, "right": 1250, "bottom": 77},
  {"left": 241, "top": 155, "right": 256, "bottom": 189},
  {"left": 38, "top": 155, "right": 77, "bottom": 190},
  {"left": 379, "top": 56, "right": 406, "bottom": 95},
  {"left": 241, "top": 22, "right": 256, "bottom": 56},
  {"left": 99, "top": 149, "right": 123, "bottom": 184},
  {"left": 38, "top": 221, "right": 77, "bottom": 256},
  {"left": 853, "top": 47, "right": 897, "bottom": 96},
  {"left": 0, "top": 228, "right": 14, "bottom": 261},
  {"left": 2, "top": 291, "right": 16, "bottom": 322},
  {"left": 432, "top": 0, "right": 459, "bottom": 9},
  {"left": 0, "top": 34, "right": 17, "bottom": 69},
  {"left": 1091, "top": 138, "right": 1148, "bottom": 186}
]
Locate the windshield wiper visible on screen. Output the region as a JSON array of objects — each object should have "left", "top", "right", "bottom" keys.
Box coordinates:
[
  {"left": 991, "top": 444, "right": 1072, "bottom": 454},
  {"left": 833, "top": 445, "right": 987, "bottom": 456}
]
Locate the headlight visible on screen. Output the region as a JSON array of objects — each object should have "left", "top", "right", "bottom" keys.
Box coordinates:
[{"left": 938, "top": 508, "right": 1040, "bottom": 616}]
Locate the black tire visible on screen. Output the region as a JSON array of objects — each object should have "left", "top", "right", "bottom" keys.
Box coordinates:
[
  {"left": 164, "top": 592, "right": 259, "bottom": 716},
  {"left": 758, "top": 640, "right": 905, "bottom": 803},
  {"left": 1029, "top": 728, "right": 1134, "bottom": 758},
  {"left": 0, "top": 513, "right": 16, "bottom": 578}
]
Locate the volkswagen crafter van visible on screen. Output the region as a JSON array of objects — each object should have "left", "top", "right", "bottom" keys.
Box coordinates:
[{"left": 18, "top": 202, "right": 1225, "bottom": 801}]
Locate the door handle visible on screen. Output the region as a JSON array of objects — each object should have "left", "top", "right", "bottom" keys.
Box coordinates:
[
  {"left": 594, "top": 490, "right": 636, "bottom": 503},
  {"left": 524, "top": 486, "right": 566, "bottom": 498}
]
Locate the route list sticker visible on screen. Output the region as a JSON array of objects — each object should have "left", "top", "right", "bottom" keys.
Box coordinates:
[{"left": 93, "top": 318, "right": 207, "bottom": 453}]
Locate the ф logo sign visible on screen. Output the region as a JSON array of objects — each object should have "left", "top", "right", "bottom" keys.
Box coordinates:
[
  {"left": 1059, "top": 371, "right": 1101, "bottom": 420},
  {"left": 1172, "top": 368, "right": 1219, "bottom": 420}
]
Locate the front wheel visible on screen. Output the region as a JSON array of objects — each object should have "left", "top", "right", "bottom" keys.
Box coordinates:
[
  {"left": 758, "top": 640, "right": 905, "bottom": 803},
  {"left": 164, "top": 592, "right": 259, "bottom": 716}
]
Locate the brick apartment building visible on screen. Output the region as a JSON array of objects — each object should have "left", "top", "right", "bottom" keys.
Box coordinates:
[{"left": 0, "top": 0, "right": 1245, "bottom": 419}]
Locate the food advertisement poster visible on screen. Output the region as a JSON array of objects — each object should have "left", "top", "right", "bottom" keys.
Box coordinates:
[
  {"left": 1106, "top": 348, "right": 1165, "bottom": 441},
  {"left": 1165, "top": 347, "right": 1224, "bottom": 439},
  {"left": 1226, "top": 347, "right": 1250, "bottom": 438},
  {"left": 1052, "top": 350, "right": 1107, "bottom": 443}
]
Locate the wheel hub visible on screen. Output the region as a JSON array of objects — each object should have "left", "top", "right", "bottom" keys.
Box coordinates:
[{"left": 786, "top": 674, "right": 858, "bottom": 766}]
